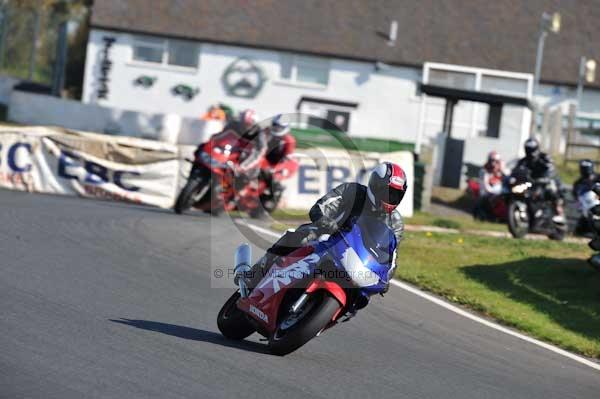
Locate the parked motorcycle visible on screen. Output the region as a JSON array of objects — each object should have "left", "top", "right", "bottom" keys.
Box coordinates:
[
  {"left": 580, "top": 187, "right": 600, "bottom": 270},
  {"left": 217, "top": 214, "right": 396, "bottom": 355},
  {"left": 505, "top": 166, "right": 566, "bottom": 240},
  {"left": 174, "top": 130, "right": 297, "bottom": 217}
]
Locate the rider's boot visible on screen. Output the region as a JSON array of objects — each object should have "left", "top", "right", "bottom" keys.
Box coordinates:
[
  {"left": 587, "top": 253, "right": 600, "bottom": 271},
  {"left": 552, "top": 202, "right": 566, "bottom": 224}
]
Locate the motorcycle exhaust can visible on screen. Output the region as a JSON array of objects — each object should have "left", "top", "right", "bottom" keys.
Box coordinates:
[{"left": 234, "top": 244, "right": 252, "bottom": 298}]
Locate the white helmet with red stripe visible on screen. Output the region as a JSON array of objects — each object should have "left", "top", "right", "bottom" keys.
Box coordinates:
[
  {"left": 269, "top": 114, "right": 290, "bottom": 137},
  {"left": 239, "top": 109, "right": 258, "bottom": 129},
  {"left": 367, "top": 162, "right": 407, "bottom": 213}
]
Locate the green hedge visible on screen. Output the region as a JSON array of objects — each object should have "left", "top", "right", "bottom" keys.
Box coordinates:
[
  {"left": 291, "top": 128, "right": 414, "bottom": 153},
  {"left": 291, "top": 127, "right": 425, "bottom": 211}
]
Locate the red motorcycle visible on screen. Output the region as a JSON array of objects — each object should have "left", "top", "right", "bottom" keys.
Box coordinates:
[
  {"left": 467, "top": 178, "right": 508, "bottom": 221},
  {"left": 174, "top": 130, "right": 298, "bottom": 217}
]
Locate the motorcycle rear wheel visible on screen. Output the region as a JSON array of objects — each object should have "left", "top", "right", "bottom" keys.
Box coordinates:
[
  {"left": 548, "top": 228, "right": 566, "bottom": 241},
  {"left": 217, "top": 291, "right": 256, "bottom": 340},
  {"left": 268, "top": 292, "right": 340, "bottom": 356},
  {"left": 508, "top": 201, "right": 529, "bottom": 239}
]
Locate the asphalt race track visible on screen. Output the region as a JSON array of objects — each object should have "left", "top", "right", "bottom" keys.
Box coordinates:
[{"left": 1, "top": 189, "right": 598, "bottom": 398}]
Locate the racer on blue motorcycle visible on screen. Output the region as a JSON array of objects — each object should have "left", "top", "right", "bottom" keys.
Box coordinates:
[{"left": 238, "top": 162, "right": 407, "bottom": 294}]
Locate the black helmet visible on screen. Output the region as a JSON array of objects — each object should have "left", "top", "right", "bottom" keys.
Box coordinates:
[
  {"left": 524, "top": 138, "right": 540, "bottom": 160},
  {"left": 580, "top": 159, "right": 595, "bottom": 179},
  {"left": 367, "top": 162, "right": 408, "bottom": 213}
]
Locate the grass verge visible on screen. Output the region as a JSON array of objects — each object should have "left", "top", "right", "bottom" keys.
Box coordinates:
[
  {"left": 271, "top": 209, "right": 508, "bottom": 234},
  {"left": 397, "top": 231, "right": 600, "bottom": 358},
  {"left": 406, "top": 211, "right": 507, "bottom": 233}
]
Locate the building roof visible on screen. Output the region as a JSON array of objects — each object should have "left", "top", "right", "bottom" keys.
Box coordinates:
[{"left": 91, "top": 0, "right": 600, "bottom": 87}]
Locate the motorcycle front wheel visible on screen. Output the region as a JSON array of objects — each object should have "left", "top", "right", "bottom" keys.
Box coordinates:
[
  {"left": 508, "top": 201, "right": 529, "bottom": 239},
  {"left": 268, "top": 291, "right": 341, "bottom": 356},
  {"left": 174, "top": 175, "right": 209, "bottom": 214},
  {"left": 217, "top": 291, "right": 256, "bottom": 340}
]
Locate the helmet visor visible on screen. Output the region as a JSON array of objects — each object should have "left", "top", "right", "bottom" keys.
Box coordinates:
[
  {"left": 373, "top": 185, "right": 405, "bottom": 207},
  {"left": 271, "top": 123, "right": 289, "bottom": 137},
  {"left": 386, "top": 186, "right": 405, "bottom": 206}
]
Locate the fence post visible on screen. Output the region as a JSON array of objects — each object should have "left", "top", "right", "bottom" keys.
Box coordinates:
[
  {"left": 549, "top": 107, "right": 562, "bottom": 156},
  {"left": 564, "top": 103, "right": 576, "bottom": 165},
  {"left": 28, "top": 9, "right": 41, "bottom": 81},
  {"left": 0, "top": 4, "right": 8, "bottom": 69},
  {"left": 52, "top": 21, "right": 68, "bottom": 96}
]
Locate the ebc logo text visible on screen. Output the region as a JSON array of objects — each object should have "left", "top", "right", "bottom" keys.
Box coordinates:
[
  {"left": 58, "top": 150, "right": 141, "bottom": 192},
  {"left": 0, "top": 142, "right": 33, "bottom": 172}
]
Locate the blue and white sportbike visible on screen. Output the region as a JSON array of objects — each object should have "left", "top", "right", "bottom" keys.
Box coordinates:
[{"left": 217, "top": 214, "right": 397, "bottom": 356}]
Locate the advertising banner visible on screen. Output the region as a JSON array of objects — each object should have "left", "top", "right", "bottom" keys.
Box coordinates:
[
  {"left": 0, "top": 127, "right": 414, "bottom": 216},
  {"left": 279, "top": 148, "right": 414, "bottom": 217},
  {"left": 0, "top": 128, "right": 180, "bottom": 208}
]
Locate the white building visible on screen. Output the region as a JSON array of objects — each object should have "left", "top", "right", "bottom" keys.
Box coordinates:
[
  {"left": 82, "top": 29, "right": 424, "bottom": 144},
  {"left": 82, "top": 0, "right": 600, "bottom": 187}
]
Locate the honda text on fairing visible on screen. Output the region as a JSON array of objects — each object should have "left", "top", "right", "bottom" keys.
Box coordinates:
[
  {"left": 505, "top": 165, "right": 567, "bottom": 240},
  {"left": 173, "top": 128, "right": 297, "bottom": 217},
  {"left": 217, "top": 213, "right": 397, "bottom": 356}
]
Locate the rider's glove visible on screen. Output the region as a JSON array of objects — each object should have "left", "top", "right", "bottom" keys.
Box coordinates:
[{"left": 315, "top": 216, "right": 338, "bottom": 233}]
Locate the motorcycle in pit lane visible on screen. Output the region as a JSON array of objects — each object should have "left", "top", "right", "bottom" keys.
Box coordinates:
[
  {"left": 505, "top": 166, "right": 567, "bottom": 240},
  {"left": 217, "top": 214, "right": 396, "bottom": 356},
  {"left": 174, "top": 129, "right": 298, "bottom": 217}
]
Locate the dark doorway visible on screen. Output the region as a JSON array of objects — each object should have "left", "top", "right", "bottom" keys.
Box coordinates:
[
  {"left": 441, "top": 137, "right": 465, "bottom": 188},
  {"left": 326, "top": 110, "right": 350, "bottom": 132}
]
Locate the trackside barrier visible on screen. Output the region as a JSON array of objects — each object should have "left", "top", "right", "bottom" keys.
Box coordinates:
[{"left": 0, "top": 126, "right": 414, "bottom": 216}]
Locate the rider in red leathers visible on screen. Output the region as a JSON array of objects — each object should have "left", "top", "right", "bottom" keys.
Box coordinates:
[{"left": 475, "top": 151, "right": 506, "bottom": 220}]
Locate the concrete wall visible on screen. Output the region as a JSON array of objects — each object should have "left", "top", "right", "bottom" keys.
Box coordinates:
[
  {"left": 82, "top": 28, "right": 422, "bottom": 142},
  {"left": 8, "top": 90, "right": 222, "bottom": 144},
  {"left": 0, "top": 75, "right": 19, "bottom": 105}
]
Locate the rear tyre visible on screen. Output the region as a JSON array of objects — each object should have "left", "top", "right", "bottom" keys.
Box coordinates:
[
  {"left": 268, "top": 293, "right": 340, "bottom": 356},
  {"left": 262, "top": 189, "right": 282, "bottom": 215},
  {"left": 508, "top": 201, "right": 528, "bottom": 239},
  {"left": 217, "top": 292, "right": 256, "bottom": 340},
  {"left": 548, "top": 229, "right": 566, "bottom": 241},
  {"left": 249, "top": 206, "right": 268, "bottom": 219}
]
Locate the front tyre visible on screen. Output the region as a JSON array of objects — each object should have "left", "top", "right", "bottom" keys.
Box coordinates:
[
  {"left": 508, "top": 201, "right": 529, "bottom": 239},
  {"left": 217, "top": 292, "right": 256, "bottom": 340},
  {"left": 174, "top": 177, "right": 205, "bottom": 214},
  {"left": 268, "top": 292, "right": 341, "bottom": 356}
]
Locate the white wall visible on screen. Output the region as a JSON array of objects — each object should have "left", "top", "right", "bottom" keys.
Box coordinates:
[
  {"left": 8, "top": 90, "right": 222, "bottom": 144},
  {"left": 82, "top": 29, "right": 422, "bottom": 143},
  {"left": 535, "top": 83, "right": 600, "bottom": 117},
  {"left": 0, "top": 75, "right": 19, "bottom": 105}
]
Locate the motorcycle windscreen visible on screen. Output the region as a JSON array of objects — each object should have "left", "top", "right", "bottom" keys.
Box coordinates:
[
  {"left": 356, "top": 215, "right": 397, "bottom": 266},
  {"left": 336, "top": 215, "right": 396, "bottom": 288}
]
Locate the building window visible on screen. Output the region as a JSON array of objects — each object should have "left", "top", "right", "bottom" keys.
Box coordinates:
[
  {"left": 168, "top": 40, "right": 199, "bottom": 68},
  {"left": 297, "top": 96, "right": 359, "bottom": 133},
  {"left": 133, "top": 37, "right": 165, "bottom": 64},
  {"left": 478, "top": 104, "right": 502, "bottom": 138},
  {"left": 280, "top": 54, "right": 329, "bottom": 86},
  {"left": 132, "top": 35, "right": 199, "bottom": 69}
]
